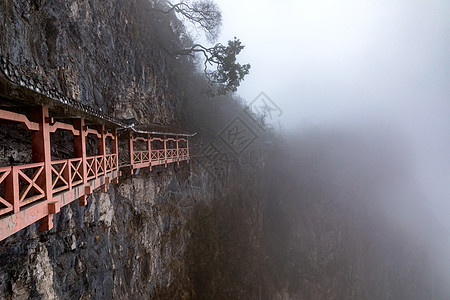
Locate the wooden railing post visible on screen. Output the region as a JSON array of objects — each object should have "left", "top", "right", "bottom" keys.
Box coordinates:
[
  {"left": 5, "top": 167, "right": 19, "bottom": 213},
  {"left": 147, "top": 134, "right": 152, "bottom": 171},
  {"left": 112, "top": 129, "right": 118, "bottom": 169},
  {"left": 97, "top": 125, "right": 106, "bottom": 173},
  {"left": 112, "top": 128, "right": 119, "bottom": 183},
  {"left": 93, "top": 155, "right": 98, "bottom": 178},
  {"left": 30, "top": 106, "right": 56, "bottom": 231},
  {"left": 97, "top": 125, "right": 107, "bottom": 192},
  {"left": 186, "top": 138, "right": 190, "bottom": 163},
  {"left": 176, "top": 138, "right": 180, "bottom": 166},
  {"left": 163, "top": 136, "right": 167, "bottom": 168},
  {"left": 74, "top": 118, "right": 88, "bottom": 206},
  {"left": 129, "top": 131, "right": 134, "bottom": 174},
  {"left": 64, "top": 159, "right": 72, "bottom": 191}
]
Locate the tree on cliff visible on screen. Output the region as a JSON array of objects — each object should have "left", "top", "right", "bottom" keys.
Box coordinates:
[
  {"left": 150, "top": 1, "right": 250, "bottom": 94},
  {"left": 151, "top": 0, "right": 222, "bottom": 42},
  {"left": 174, "top": 37, "right": 251, "bottom": 94}
]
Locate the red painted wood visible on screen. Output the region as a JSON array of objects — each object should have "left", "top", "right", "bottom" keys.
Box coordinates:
[
  {"left": 74, "top": 119, "right": 87, "bottom": 185},
  {"left": 176, "top": 139, "right": 180, "bottom": 165},
  {"left": 148, "top": 134, "right": 152, "bottom": 171},
  {"left": 0, "top": 109, "right": 40, "bottom": 131},
  {"left": 0, "top": 106, "right": 189, "bottom": 241},
  {"left": 0, "top": 170, "right": 119, "bottom": 240},
  {"left": 30, "top": 107, "right": 54, "bottom": 231},
  {"left": 97, "top": 125, "right": 106, "bottom": 177},
  {"left": 164, "top": 136, "right": 167, "bottom": 168},
  {"left": 112, "top": 128, "right": 119, "bottom": 172},
  {"left": 5, "top": 167, "right": 19, "bottom": 213},
  {"left": 129, "top": 131, "right": 134, "bottom": 174},
  {"left": 74, "top": 119, "right": 88, "bottom": 206},
  {"left": 186, "top": 139, "right": 190, "bottom": 163}
]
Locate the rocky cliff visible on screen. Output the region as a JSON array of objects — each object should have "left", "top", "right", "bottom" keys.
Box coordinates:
[
  {"left": 0, "top": 0, "right": 179, "bottom": 124},
  {"left": 0, "top": 0, "right": 258, "bottom": 299}
]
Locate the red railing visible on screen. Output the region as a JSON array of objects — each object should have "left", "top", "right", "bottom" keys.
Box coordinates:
[
  {"left": 85, "top": 154, "right": 117, "bottom": 180},
  {"left": 0, "top": 105, "right": 189, "bottom": 241},
  {"left": 151, "top": 150, "right": 166, "bottom": 161},
  {"left": 51, "top": 160, "right": 69, "bottom": 194},
  {"left": 113, "top": 154, "right": 118, "bottom": 170},
  {"left": 0, "top": 163, "right": 46, "bottom": 216},
  {"left": 0, "top": 166, "right": 12, "bottom": 216},
  {"left": 166, "top": 149, "right": 177, "bottom": 159},
  {"left": 86, "top": 157, "right": 96, "bottom": 180},
  {"left": 0, "top": 154, "right": 121, "bottom": 216},
  {"left": 51, "top": 155, "right": 119, "bottom": 196},
  {"left": 69, "top": 158, "right": 83, "bottom": 187},
  {"left": 179, "top": 148, "right": 188, "bottom": 157},
  {"left": 133, "top": 151, "right": 149, "bottom": 164},
  {"left": 0, "top": 155, "right": 120, "bottom": 218},
  {"left": 147, "top": 148, "right": 189, "bottom": 163},
  {"left": 105, "top": 154, "right": 118, "bottom": 172},
  {"left": 129, "top": 133, "right": 190, "bottom": 171},
  {"left": 96, "top": 155, "right": 105, "bottom": 177},
  {"left": 16, "top": 162, "right": 46, "bottom": 207}
]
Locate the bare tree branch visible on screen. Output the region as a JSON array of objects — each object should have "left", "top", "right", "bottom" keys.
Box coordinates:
[{"left": 151, "top": 0, "right": 222, "bottom": 42}]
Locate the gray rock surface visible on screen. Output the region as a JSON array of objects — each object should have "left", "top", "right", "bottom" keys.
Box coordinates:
[
  {"left": 0, "top": 1, "right": 216, "bottom": 299},
  {"left": 0, "top": 161, "right": 218, "bottom": 299},
  {"left": 0, "top": 0, "right": 179, "bottom": 124}
]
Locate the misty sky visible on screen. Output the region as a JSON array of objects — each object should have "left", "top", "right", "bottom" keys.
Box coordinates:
[
  {"left": 211, "top": 0, "right": 450, "bottom": 236},
  {"left": 214, "top": 0, "right": 449, "bottom": 126}
]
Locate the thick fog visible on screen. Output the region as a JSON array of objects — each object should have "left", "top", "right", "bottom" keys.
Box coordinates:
[{"left": 213, "top": 0, "right": 450, "bottom": 295}]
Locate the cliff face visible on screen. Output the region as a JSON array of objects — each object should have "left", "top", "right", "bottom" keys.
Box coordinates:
[
  {"left": 0, "top": 1, "right": 229, "bottom": 299},
  {"left": 0, "top": 158, "right": 233, "bottom": 299},
  {"left": 0, "top": 0, "right": 178, "bottom": 124},
  {"left": 0, "top": 166, "right": 194, "bottom": 299}
]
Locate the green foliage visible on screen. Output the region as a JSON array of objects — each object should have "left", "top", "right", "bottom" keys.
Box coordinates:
[
  {"left": 151, "top": 1, "right": 250, "bottom": 95},
  {"left": 208, "top": 38, "right": 251, "bottom": 95},
  {"left": 174, "top": 37, "right": 250, "bottom": 95}
]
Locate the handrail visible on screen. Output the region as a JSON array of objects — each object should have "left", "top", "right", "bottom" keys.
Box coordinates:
[
  {"left": 0, "top": 103, "right": 190, "bottom": 241},
  {"left": 0, "top": 109, "right": 40, "bottom": 131},
  {"left": 49, "top": 122, "right": 80, "bottom": 135}
]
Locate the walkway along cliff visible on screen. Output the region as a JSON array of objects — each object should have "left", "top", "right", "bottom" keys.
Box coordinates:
[{"left": 0, "top": 55, "right": 194, "bottom": 241}]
